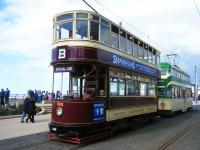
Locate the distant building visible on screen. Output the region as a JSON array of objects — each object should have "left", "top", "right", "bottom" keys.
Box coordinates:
[{"left": 191, "top": 84, "right": 200, "bottom": 100}]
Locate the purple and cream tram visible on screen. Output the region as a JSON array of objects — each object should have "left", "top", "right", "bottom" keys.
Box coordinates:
[{"left": 48, "top": 10, "right": 161, "bottom": 143}]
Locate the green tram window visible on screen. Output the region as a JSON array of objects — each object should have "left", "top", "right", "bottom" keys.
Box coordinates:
[{"left": 158, "top": 88, "right": 165, "bottom": 96}]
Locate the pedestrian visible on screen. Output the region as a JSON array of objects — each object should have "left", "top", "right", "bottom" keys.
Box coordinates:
[
  {"left": 5, "top": 88, "right": 10, "bottom": 109},
  {"left": 0, "top": 88, "right": 5, "bottom": 108},
  {"left": 26, "top": 91, "right": 36, "bottom": 123},
  {"left": 21, "top": 91, "right": 31, "bottom": 123}
]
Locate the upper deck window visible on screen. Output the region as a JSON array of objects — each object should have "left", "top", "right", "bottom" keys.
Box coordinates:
[
  {"left": 56, "top": 13, "right": 73, "bottom": 22},
  {"left": 100, "top": 19, "right": 109, "bottom": 45},
  {"left": 120, "top": 30, "right": 126, "bottom": 51},
  {"left": 111, "top": 24, "right": 119, "bottom": 48},
  {"left": 127, "top": 34, "right": 133, "bottom": 55},
  {"left": 76, "top": 13, "right": 88, "bottom": 39},
  {"left": 144, "top": 44, "right": 149, "bottom": 61},
  {"left": 144, "top": 49, "right": 148, "bottom": 61},
  {"left": 138, "top": 42, "right": 144, "bottom": 59},
  {"left": 90, "top": 14, "right": 99, "bottom": 41},
  {"left": 91, "top": 14, "right": 99, "bottom": 21},
  {"left": 148, "top": 47, "right": 153, "bottom": 63},
  {"left": 133, "top": 38, "right": 138, "bottom": 57},
  {"left": 76, "top": 20, "right": 88, "bottom": 39},
  {"left": 56, "top": 22, "right": 73, "bottom": 39},
  {"left": 90, "top": 21, "right": 99, "bottom": 41},
  {"left": 76, "top": 13, "right": 88, "bottom": 19}
]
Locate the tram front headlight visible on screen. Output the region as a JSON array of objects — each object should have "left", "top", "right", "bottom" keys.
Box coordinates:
[{"left": 56, "top": 107, "right": 63, "bottom": 116}]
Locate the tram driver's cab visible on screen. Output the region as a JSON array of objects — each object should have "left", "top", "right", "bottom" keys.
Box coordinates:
[{"left": 53, "top": 64, "right": 107, "bottom": 101}]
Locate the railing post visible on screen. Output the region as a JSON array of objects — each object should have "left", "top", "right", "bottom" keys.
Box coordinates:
[{"left": 15, "top": 94, "right": 19, "bottom": 109}]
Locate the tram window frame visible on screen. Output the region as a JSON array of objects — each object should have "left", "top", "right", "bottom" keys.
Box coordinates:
[
  {"left": 56, "top": 21, "right": 73, "bottom": 40},
  {"left": 100, "top": 18, "right": 110, "bottom": 45}
]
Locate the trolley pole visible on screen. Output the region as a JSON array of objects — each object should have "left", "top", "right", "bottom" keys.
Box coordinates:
[{"left": 195, "top": 65, "right": 198, "bottom": 104}]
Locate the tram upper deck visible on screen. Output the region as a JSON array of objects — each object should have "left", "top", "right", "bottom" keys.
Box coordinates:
[{"left": 52, "top": 10, "right": 160, "bottom": 69}]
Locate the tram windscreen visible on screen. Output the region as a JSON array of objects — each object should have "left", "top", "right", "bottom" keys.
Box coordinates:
[{"left": 53, "top": 64, "right": 107, "bottom": 100}]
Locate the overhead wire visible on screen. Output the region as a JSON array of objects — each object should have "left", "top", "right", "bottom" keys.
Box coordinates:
[
  {"left": 92, "top": 0, "right": 150, "bottom": 38},
  {"left": 193, "top": 0, "right": 200, "bottom": 17}
]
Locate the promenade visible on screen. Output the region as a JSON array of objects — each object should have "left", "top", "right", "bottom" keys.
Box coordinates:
[{"left": 0, "top": 114, "right": 50, "bottom": 140}]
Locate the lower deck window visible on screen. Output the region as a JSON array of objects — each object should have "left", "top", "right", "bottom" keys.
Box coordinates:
[
  {"left": 110, "top": 77, "right": 118, "bottom": 96},
  {"left": 119, "top": 78, "right": 125, "bottom": 96},
  {"left": 140, "top": 82, "right": 148, "bottom": 96},
  {"left": 148, "top": 83, "right": 156, "bottom": 96}
]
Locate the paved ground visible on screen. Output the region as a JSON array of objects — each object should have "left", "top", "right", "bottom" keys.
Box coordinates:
[{"left": 0, "top": 114, "right": 50, "bottom": 140}]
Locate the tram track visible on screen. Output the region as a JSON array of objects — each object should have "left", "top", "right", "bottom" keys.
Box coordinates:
[{"left": 157, "top": 115, "right": 200, "bottom": 150}]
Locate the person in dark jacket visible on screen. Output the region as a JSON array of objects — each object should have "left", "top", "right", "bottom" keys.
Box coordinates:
[
  {"left": 0, "top": 89, "right": 5, "bottom": 108},
  {"left": 5, "top": 88, "right": 10, "bottom": 109},
  {"left": 26, "top": 91, "right": 36, "bottom": 123},
  {"left": 21, "top": 95, "right": 30, "bottom": 123}
]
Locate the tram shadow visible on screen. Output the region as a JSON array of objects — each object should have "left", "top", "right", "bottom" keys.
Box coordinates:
[{"left": 0, "top": 132, "right": 48, "bottom": 150}]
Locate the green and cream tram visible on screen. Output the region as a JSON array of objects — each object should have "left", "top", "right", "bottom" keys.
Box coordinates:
[{"left": 158, "top": 63, "right": 193, "bottom": 116}]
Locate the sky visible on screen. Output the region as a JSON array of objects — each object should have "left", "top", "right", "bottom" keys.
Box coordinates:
[{"left": 0, "top": 0, "right": 200, "bottom": 94}]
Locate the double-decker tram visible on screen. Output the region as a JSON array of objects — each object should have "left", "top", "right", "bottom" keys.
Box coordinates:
[
  {"left": 48, "top": 10, "right": 161, "bottom": 143},
  {"left": 158, "top": 63, "right": 193, "bottom": 116}
]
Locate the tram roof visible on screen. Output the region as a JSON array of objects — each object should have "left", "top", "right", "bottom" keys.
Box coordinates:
[
  {"left": 53, "top": 10, "right": 161, "bottom": 54},
  {"left": 160, "top": 62, "right": 190, "bottom": 77}
]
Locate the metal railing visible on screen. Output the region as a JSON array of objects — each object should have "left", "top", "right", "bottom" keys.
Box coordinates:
[{"left": 9, "top": 94, "right": 26, "bottom": 108}]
